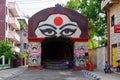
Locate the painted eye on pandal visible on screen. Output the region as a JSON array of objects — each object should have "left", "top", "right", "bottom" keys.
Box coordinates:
[
  {"left": 60, "top": 28, "right": 77, "bottom": 36},
  {"left": 39, "top": 28, "right": 57, "bottom": 36}
]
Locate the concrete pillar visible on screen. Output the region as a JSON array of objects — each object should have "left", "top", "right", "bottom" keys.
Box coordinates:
[
  {"left": 8, "top": 58, "right": 11, "bottom": 65},
  {"left": 107, "top": 10, "right": 110, "bottom": 64},
  {"left": 73, "top": 42, "right": 88, "bottom": 71},
  {"left": 2, "top": 56, "right": 5, "bottom": 65},
  {"left": 28, "top": 42, "right": 42, "bottom": 70}
]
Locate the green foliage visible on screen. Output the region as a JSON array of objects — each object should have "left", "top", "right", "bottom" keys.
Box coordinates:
[
  {"left": 100, "top": 38, "right": 107, "bottom": 46},
  {"left": 0, "top": 39, "right": 12, "bottom": 59},
  {"left": 65, "top": 0, "right": 80, "bottom": 10},
  {"left": 18, "top": 52, "right": 28, "bottom": 58},
  {"left": 88, "top": 39, "right": 98, "bottom": 49},
  {"left": 65, "top": 0, "right": 107, "bottom": 49},
  {"left": 4, "top": 51, "right": 12, "bottom": 59},
  {"left": 18, "top": 19, "right": 27, "bottom": 30}
]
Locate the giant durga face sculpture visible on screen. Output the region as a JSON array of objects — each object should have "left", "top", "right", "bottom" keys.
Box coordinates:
[
  {"left": 28, "top": 4, "right": 88, "bottom": 41},
  {"left": 35, "top": 14, "right": 81, "bottom": 37}
]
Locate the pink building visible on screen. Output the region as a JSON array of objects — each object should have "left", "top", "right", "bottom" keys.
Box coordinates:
[{"left": 0, "top": 0, "right": 20, "bottom": 68}]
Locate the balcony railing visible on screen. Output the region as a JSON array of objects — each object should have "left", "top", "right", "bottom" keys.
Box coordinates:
[
  {"left": 8, "top": 17, "right": 20, "bottom": 30},
  {"left": 8, "top": 2, "right": 21, "bottom": 17},
  {"left": 6, "top": 31, "right": 20, "bottom": 42},
  {"left": 12, "top": 46, "right": 20, "bottom": 53},
  {"left": 101, "top": 0, "right": 119, "bottom": 10}
]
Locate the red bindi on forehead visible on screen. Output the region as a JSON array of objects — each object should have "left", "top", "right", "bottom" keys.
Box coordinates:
[{"left": 54, "top": 16, "right": 63, "bottom": 26}]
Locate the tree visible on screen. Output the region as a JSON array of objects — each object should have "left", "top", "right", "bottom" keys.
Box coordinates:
[
  {"left": 18, "top": 19, "right": 27, "bottom": 30},
  {"left": 18, "top": 52, "right": 28, "bottom": 58},
  {"left": 64, "top": 0, "right": 107, "bottom": 49},
  {"left": 0, "top": 39, "right": 12, "bottom": 59}
]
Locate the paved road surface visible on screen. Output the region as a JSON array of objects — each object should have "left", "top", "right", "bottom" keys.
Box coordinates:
[{"left": 6, "top": 69, "right": 92, "bottom": 80}]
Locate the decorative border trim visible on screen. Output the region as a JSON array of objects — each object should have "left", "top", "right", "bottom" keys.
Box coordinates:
[{"left": 28, "top": 37, "right": 88, "bottom": 41}]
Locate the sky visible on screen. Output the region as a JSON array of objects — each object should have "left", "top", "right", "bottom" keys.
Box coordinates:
[{"left": 10, "top": 0, "right": 69, "bottom": 17}]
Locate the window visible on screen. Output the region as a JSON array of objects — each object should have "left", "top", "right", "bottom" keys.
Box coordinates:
[
  {"left": 23, "top": 33, "right": 26, "bottom": 36},
  {"left": 6, "top": 22, "right": 7, "bottom": 30},
  {"left": 5, "top": 59, "right": 8, "bottom": 64},
  {"left": 24, "top": 43, "right": 27, "bottom": 49},
  {"left": 111, "top": 15, "right": 114, "bottom": 27},
  {"left": 118, "top": 42, "right": 120, "bottom": 47},
  {"left": 0, "top": 58, "right": 2, "bottom": 64},
  {"left": 17, "top": 43, "right": 21, "bottom": 47}
]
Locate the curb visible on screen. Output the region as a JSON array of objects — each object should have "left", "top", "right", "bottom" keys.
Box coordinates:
[
  {"left": 11, "top": 67, "right": 28, "bottom": 76},
  {"left": 114, "top": 71, "right": 120, "bottom": 75},
  {"left": 0, "top": 67, "right": 28, "bottom": 80},
  {"left": 81, "top": 70, "right": 103, "bottom": 80}
]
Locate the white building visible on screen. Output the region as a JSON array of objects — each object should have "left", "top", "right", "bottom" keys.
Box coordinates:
[{"left": 101, "top": 0, "right": 120, "bottom": 67}]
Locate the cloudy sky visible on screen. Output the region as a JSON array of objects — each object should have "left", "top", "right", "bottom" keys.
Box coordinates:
[{"left": 11, "top": 0, "right": 69, "bottom": 17}]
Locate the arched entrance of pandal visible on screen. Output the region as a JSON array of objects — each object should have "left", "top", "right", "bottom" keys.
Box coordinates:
[
  {"left": 41, "top": 37, "right": 74, "bottom": 69},
  {"left": 27, "top": 4, "right": 88, "bottom": 70}
]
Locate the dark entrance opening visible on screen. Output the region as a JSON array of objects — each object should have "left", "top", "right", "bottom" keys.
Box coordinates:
[{"left": 41, "top": 37, "right": 74, "bottom": 69}]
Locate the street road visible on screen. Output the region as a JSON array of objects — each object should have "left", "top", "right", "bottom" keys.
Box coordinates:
[{"left": 6, "top": 69, "right": 93, "bottom": 80}]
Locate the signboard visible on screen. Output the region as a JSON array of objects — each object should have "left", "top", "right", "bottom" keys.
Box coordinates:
[{"left": 114, "top": 24, "right": 120, "bottom": 33}]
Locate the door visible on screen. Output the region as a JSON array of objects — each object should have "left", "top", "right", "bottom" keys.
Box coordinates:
[{"left": 112, "top": 44, "right": 118, "bottom": 67}]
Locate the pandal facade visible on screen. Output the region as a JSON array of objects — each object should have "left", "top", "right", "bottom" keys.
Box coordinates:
[{"left": 27, "top": 4, "right": 88, "bottom": 70}]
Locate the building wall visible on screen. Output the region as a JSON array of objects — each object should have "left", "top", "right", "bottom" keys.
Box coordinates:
[
  {"left": 110, "top": 4, "right": 120, "bottom": 25},
  {"left": 18, "top": 29, "right": 28, "bottom": 52},
  {"left": 96, "top": 47, "right": 107, "bottom": 71},
  {"left": 7, "top": 1, "right": 20, "bottom": 53},
  {"left": 109, "top": 3, "right": 120, "bottom": 65},
  {"left": 0, "top": 0, "right": 6, "bottom": 40},
  {"left": 88, "top": 47, "right": 107, "bottom": 71},
  {"left": 101, "top": 0, "right": 120, "bottom": 67},
  {"left": 0, "top": 0, "right": 21, "bottom": 68}
]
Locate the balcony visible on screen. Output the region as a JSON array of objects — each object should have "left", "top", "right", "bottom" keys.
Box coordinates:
[
  {"left": 101, "top": 0, "right": 119, "bottom": 10},
  {"left": 8, "top": 17, "right": 20, "bottom": 30},
  {"left": 8, "top": 2, "right": 21, "bottom": 17},
  {"left": 12, "top": 46, "right": 20, "bottom": 53},
  {"left": 6, "top": 31, "right": 20, "bottom": 42}
]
